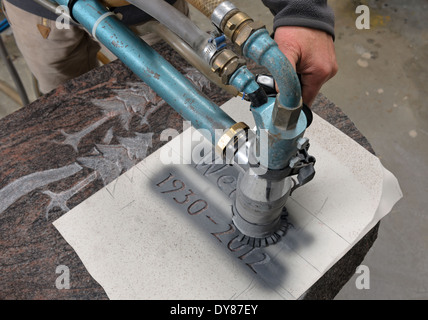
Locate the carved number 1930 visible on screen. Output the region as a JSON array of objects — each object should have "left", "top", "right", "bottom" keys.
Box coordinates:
[{"left": 156, "top": 173, "right": 208, "bottom": 216}]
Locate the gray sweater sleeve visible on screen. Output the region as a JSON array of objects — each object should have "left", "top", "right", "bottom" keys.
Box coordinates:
[{"left": 261, "top": 0, "right": 335, "bottom": 39}]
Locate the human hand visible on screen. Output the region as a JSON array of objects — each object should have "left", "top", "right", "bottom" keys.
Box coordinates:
[{"left": 274, "top": 26, "right": 338, "bottom": 107}]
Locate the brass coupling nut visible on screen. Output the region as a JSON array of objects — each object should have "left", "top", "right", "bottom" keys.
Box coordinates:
[
  {"left": 211, "top": 49, "right": 246, "bottom": 84},
  {"left": 216, "top": 122, "right": 250, "bottom": 157},
  {"left": 222, "top": 11, "right": 252, "bottom": 40},
  {"left": 221, "top": 11, "right": 266, "bottom": 50},
  {"left": 233, "top": 20, "right": 266, "bottom": 50}
]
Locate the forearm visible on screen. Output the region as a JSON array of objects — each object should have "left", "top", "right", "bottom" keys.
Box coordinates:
[{"left": 261, "top": 0, "right": 335, "bottom": 39}]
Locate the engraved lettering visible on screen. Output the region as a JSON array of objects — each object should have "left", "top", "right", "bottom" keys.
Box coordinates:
[
  {"left": 161, "top": 179, "right": 185, "bottom": 194},
  {"left": 227, "top": 236, "right": 248, "bottom": 252},
  {"left": 156, "top": 173, "right": 174, "bottom": 187},
  {"left": 174, "top": 189, "right": 196, "bottom": 205},
  {"left": 246, "top": 253, "right": 270, "bottom": 274},
  {"left": 238, "top": 249, "right": 255, "bottom": 261},
  {"left": 187, "top": 199, "right": 208, "bottom": 216},
  {"left": 156, "top": 173, "right": 272, "bottom": 274},
  {"left": 212, "top": 224, "right": 236, "bottom": 243}
]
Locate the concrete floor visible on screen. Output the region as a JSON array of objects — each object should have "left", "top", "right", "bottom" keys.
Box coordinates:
[{"left": 0, "top": 0, "right": 427, "bottom": 300}]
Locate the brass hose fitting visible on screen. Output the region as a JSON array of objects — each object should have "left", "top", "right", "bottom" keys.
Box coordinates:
[
  {"left": 210, "top": 2, "right": 266, "bottom": 53},
  {"left": 216, "top": 122, "right": 249, "bottom": 157},
  {"left": 221, "top": 12, "right": 265, "bottom": 50},
  {"left": 210, "top": 49, "right": 246, "bottom": 84},
  {"left": 186, "top": 1, "right": 266, "bottom": 52}
]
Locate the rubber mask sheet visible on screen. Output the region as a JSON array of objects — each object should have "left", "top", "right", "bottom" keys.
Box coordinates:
[{"left": 53, "top": 97, "right": 403, "bottom": 300}]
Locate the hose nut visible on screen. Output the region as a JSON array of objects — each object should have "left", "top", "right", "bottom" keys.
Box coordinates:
[
  {"left": 222, "top": 11, "right": 252, "bottom": 40},
  {"left": 273, "top": 96, "right": 303, "bottom": 130},
  {"left": 211, "top": 49, "right": 246, "bottom": 84},
  {"left": 234, "top": 20, "right": 266, "bottom": 51}
]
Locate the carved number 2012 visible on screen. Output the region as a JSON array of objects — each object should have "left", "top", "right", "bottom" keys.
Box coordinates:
[{"left": 156, "top": 173, "right": 208, "bottom": 216}]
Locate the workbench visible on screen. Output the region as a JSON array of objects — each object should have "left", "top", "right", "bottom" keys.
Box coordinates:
[{"left": 0, "top": 41, "right": 379, "bottom": 300}]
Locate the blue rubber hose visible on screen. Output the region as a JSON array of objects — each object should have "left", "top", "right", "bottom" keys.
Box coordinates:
[{"left": 0, "top": 19, "right": 10, "bottom": 32}]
